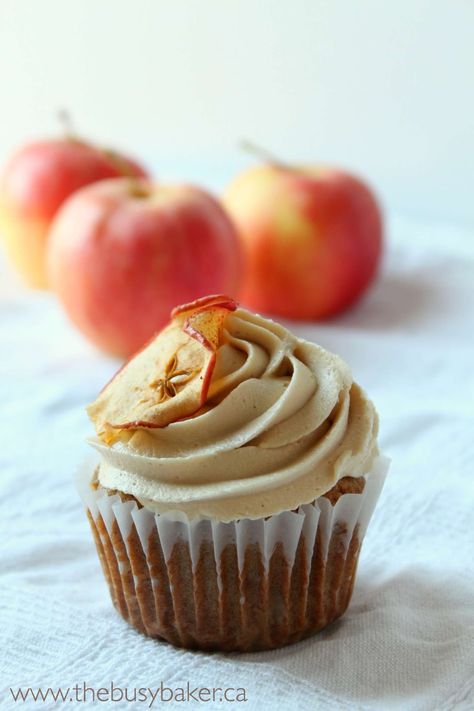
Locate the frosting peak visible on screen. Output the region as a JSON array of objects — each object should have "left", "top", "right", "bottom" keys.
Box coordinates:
[{"left": 88, "top": 300, "right": 378, "bottom": 521}]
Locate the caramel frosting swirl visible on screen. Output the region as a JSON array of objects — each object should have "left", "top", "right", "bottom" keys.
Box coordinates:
[{"left": 90, "top": 308, "right": 379, "bottom": 521}]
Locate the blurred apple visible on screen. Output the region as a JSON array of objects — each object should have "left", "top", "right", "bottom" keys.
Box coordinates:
[
  {"left": 224, "top": 157, "right": 383, "bottom": 320},
  {"left": 47, "top": 179, "right": 243, "bottom": 357},
  {"left": 0, "top": 138, "right": 147, "bottom": 288}
]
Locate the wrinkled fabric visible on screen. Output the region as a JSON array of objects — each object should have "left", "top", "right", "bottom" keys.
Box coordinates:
[{"left": 0, "top": 214, "right": 473, "bottom": 710}]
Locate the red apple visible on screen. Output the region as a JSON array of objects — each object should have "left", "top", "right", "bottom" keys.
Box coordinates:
[
  {"left": 223, "top": 162, "right": 383, "bottom": 320},
  {"left": 47, "top": 179, "right": 243, "bottom": 357},
  {"left": 0, "top": 138, "right": 147, "bottom": 288}
]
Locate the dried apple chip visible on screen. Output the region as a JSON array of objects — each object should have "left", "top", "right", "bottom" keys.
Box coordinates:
[
  {"left": 87, "top": 296, "right": 237, "bottom": 440},
  {"left": 183, "top": 306, "right": 234, "bottom": 350},
  {"left": 171, "top": 294, "right": 237, "bottom": 320}
]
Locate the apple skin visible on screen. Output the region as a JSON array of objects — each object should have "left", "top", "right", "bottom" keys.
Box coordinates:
[
  {"left": 47, "top": 179, "right": 243, "bottom": 357},
  {"left": 0, "top": 140, "right": 147, "bottom": 288},
  {"left": 223, "top": 164, "right": 383, "bottom": 320}
]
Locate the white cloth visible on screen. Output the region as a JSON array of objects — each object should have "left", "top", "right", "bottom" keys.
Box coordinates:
[{"left": 0, "top": 214, "right": 473, "bottom": 710}]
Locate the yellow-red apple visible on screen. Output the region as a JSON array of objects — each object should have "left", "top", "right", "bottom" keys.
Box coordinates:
[
  {"left": 47, "top": 179, "right": 243, "bottom": 357},
  {"left": 0, "top": 139, "right": 147, "bottom": 288},
  {"left": 223, "top": 163, "right": 383, "bottom": 320}
]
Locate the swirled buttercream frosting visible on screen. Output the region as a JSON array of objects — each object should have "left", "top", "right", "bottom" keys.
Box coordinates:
[{"left": 87, "top": 295, "right": 378, "bottom": 521}]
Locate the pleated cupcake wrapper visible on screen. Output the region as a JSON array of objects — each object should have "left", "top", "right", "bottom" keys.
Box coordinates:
[{"left": 77, "top": 455, "right": 388, "bottom": 583}]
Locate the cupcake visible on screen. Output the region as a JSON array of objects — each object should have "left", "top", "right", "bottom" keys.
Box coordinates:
[{"left": 78, "top": 294, "right": 388, "bottom": 652}]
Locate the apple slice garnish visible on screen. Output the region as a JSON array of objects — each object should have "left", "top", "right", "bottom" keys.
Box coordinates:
[
  {"left": 87, "top": 295, "right": 237, "bottom": 440},
  {"left": 171, "top": 293, "right": 237, "bottom": 320}
]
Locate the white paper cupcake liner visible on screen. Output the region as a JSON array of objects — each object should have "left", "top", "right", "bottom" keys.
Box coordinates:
[{"left": 76, "top": 454, "right": 389, "bottom": 651}]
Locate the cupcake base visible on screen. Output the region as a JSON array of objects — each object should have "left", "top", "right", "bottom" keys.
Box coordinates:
[{"left": 78, "top": 456, "right": 388, "bottom": 652}]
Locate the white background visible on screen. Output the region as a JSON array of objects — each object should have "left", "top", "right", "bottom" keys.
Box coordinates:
[{"left": 0, "top": 0, "right": 473, "bottom": 224}]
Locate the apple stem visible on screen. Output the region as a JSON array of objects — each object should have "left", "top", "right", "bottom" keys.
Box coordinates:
[
  {"left": 56, "top": 110, "right": 147, "bottom": 196},
  {"left": 105, "top": 152, "right": 149, "bottom": 198},
  {"left": 102, "top": 149, "right": 148, "bottom": 196},
  {"left": 127, "top": 179, "right": 149, "bottom": 198},
  {"left": 239, "top": 139, "right": 293, "bottom": 170},
  {"left": 57, "top": 109, "right": 77, "bottom": 141},
  {"left": 103, "top": 150, "right": 134, "bottom": 179}
]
